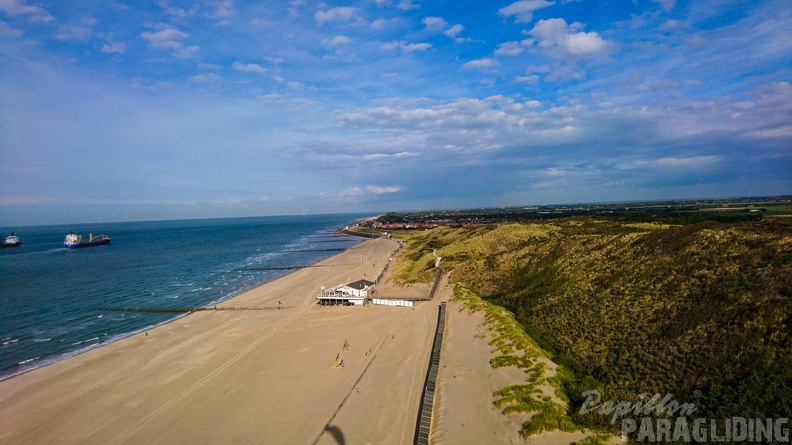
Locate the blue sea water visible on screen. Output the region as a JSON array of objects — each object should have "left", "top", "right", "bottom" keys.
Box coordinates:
[{"left": 0, "top": 214, "right": 368, "bottom": 380}]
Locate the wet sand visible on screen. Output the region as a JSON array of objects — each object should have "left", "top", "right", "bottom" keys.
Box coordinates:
[{"left": 0, "top": 238, "right": 439, "bottom": 445}]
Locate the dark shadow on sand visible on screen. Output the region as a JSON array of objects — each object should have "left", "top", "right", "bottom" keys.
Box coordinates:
[{"left": 325, "top": 425, "right": 345, "bottom": 445}]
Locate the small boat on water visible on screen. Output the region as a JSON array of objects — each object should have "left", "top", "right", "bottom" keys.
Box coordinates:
[
  {"left": 1, "top": 233, "right": 21, "bottom": 248},
  {"left": 64, "top": 233, "right": 111, "bottom": 249}
]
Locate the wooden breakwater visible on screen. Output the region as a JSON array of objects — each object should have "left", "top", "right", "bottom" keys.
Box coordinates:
[
  {"left": 414, "top": 302, "right": 447, "bottom": 445},
  {"left": 239, "top": 264, "right": 333, "bottom": 271},
  {"left": 99, "top": 306, "right": 281, "bottom": 313},
  {"left": 338, "top": 228, "right": 386, "bottom": 239},
  {"left": 281, "top": 248, "right": 347, "bottom": 253}
]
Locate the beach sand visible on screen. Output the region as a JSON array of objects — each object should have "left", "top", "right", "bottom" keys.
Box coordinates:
[
  {"left": 431, "top": 296, "right": 592, "bottom": 445},
  {"left": 0, "top": 238, "right": 440, "bottom": 445}
]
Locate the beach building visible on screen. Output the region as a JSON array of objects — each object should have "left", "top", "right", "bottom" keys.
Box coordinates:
[{"left": 317, "top": 279, "right": 376, "bottom": 306}]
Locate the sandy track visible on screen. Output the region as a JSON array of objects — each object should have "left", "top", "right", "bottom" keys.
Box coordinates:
[
  {"left": 0, "top": 238, "right": 439, "bottom": 445},
  {"left": 431, "top": 296, "right": 592, "bottom": 445}
]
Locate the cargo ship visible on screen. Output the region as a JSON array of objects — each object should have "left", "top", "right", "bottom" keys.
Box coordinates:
[
  {"left": 1, "top": 233, "right": 21, "bottom": 248},
  {"left": 64, "top": 233, "right": 111, "bottom": 249}
]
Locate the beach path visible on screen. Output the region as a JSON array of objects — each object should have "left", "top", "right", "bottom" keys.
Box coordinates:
[{"left": 0, "top": 238, "right": 438, "bottom": 445}]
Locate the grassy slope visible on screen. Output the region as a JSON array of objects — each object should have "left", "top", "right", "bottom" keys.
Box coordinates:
[{"left": 392, "top": 219, "right": 792, "bottom": 434}]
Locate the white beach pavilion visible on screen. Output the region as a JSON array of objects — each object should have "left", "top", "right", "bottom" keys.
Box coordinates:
[{"left": 317, "top": 279, "right": 376, "bottom": 306}]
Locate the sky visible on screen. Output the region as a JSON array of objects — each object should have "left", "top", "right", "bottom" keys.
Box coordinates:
[{"left": 0, "top": 0, "right": 790, "bottom": 225}]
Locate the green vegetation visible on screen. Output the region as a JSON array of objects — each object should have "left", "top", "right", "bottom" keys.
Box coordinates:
[
  {"left": 575, "top": 433, "right": 614, "bottom": 445},
  {"left": 376, "top": 212, "right": 406, "bottom": 223},
  {"left": 452, "top": 284, "right": 582, "bottom": 438},
  {"left": 394, "top": 217, "right": 792, "bottom": 439}
]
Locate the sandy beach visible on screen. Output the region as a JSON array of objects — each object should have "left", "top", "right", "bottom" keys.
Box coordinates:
[
  {"left": 430, "top": 297, "right": 592, "bottom": 445},
  {"left": 0, "top": 238, "right": 440, "bottom": 445}
]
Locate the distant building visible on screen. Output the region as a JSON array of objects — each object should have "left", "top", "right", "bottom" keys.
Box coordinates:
[{"left": 317, "top": 279, "right": 376, "bottom": 306}]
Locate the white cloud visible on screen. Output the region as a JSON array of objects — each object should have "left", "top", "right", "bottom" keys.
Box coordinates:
[
  {"left": 141, "top": 25, "right": 188, "bottom": 50},
  {"left": 498, "top": 0, "right": 554, "bottom": 23},
  {"left": 544, "top": 167, "right": 567, "bottom": 176},
  {"left": 208, "top": 0, "right": 235, "bottom": 24},
  {"left": 101, "top": 42, "right": 126, "bottom": 54},
  {"left": 56, "top": 25, "right": 93, "bottom": 41},
  {"left": 213, "top": 197, "right": 244, "bottom": 205},
  {"left": 422, "top": 16, "right": 447, "bottom": 31},
  {"left": 397, "top": 0, "right": 420, "bottom": 11},
  {"left": 256, "top": 93, "right": 320, "bottom": 108},
  {"left": 495, "top": 41, "right": 524, "bottom": 56},
  {"left": 0, "top": 0, "right": 53, "bottom": 23},
  {"left": 381, "top": 40, "right": 432, "bottom": 53},
  {"left": 371, "top": 17, "right": 398, "bottom": 29},
  {"left": 653, "top": 155, "right": 720, "bottom": 168},
  {"left": 374, "top": 0, "right": 421, "bottom": 11},
  {"left": 0, "top": 19, "right": 22, "bottom": 37},
  {"left": 366, "top": 185, "right": 401, "bottom": 194},
  {"left": 233, "top": 61, "right": 267, "bottom": 74},
  {"left": 322, "top": 35, "right": 351, "bottom": 47},
  {"left": 339, "top": 187, "right": 364, "bottom": 198},
  {"left": 516, "top": 74, "right": 540, "bottom": 83},
  {"left": 374, "top": 0, "right": 418, "bottom": 10},
  {"left": 174, "top": 45, "right": 199, "bottom": 59},
  {"left": 444, "top": 24, "right": 464, "bottom": 38},
  {"left": 315, "top": 6, "right": 355, "bottom": 24},
  {"left": 362, "top": 151, "right": 416, "bottom": 160},
  {"left": 339, "top": 185, "right": 401, "bottom": 198},
  {"left": 529, "top": 18, "right": 609, "bottom": 57},
  {"left": 163, "top": 4, "right": 198, "bottom": 18},
  {"left": 462, "top": 58, "right": 497, "bottom": 71},
  {"left": 659, "top": 19, "right": 684, "bottom": 31},
  {"left": 653, "top": 0, "right": 676, "bottom": 12},
  {"left": 404, "top": 42, "right": 431, "bottom": 53},
  {"left": 525, "top": 64, "right": 551, "bottom": 74},
  {"left": 190, "top": 73, "right": 220, "bottom": 82},
  {"left": 564, "top": 31, "right": 608, "bottom": 55}
]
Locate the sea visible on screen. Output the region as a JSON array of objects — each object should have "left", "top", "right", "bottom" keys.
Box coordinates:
[{"left": 0, "top": 214, "right": 369, "bottom": 381}]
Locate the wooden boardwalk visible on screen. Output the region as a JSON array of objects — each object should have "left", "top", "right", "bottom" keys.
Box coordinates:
[{"left": 414, "top": 302, "right": 447, "bottom": 445}]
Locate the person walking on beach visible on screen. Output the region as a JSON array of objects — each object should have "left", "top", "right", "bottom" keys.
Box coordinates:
[{"left": 343, "top": 339, "right": 349, "bottom": 351}]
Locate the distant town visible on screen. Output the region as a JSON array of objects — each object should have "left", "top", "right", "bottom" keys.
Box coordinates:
[{"left": 361, "top": 196, "right": 792, "bottom": 230}]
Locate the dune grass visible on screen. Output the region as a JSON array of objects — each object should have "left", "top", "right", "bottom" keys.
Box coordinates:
[{"left": 452, "top": 284, "right": 582, "bottom": 438}]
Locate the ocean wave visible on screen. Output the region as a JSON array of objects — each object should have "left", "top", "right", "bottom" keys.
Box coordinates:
[
  {"left": 33, "top": 338, "right": 52, "bottom": 342},
  {"left": 17, "top": 357, "right": 39, "bottom": 365},
  {"left": 2, "top": 339, "right": 19, "bottom": 346},
  {"left": 71, "top": 337, "right": 99, "bottom": 346}
]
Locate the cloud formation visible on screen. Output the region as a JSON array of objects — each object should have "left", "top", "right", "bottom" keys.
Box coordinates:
[
  {"left": 315, "top": 6, "right": 355, "bottom": 24},
  {"left": 232, "top": 62, "right": 267, "bottom": 74},
  {"left": 0, "top": 0, "right": 789, "bottom": 224},
  {"left": 0, "top": 0, "right": 53, "bottom": 23},
  {"left": 529, "top": 18, "right": 609, "bottom": 57},
  {"left": 498, "top": 0, "right": 554, "bottom": 23}
]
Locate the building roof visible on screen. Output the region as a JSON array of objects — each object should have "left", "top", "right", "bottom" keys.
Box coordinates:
[{"left": 346, "top": 279, "right": 375, "bottom": 290}]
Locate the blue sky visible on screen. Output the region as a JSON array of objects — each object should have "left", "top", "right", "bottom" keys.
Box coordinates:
[{"left": 0, "top": 0, "right": 790, "bottom": 225}]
